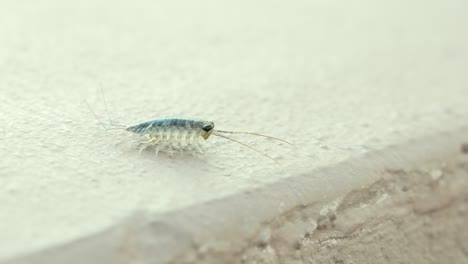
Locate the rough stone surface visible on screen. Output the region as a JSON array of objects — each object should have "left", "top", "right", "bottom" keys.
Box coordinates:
[{"left": 240, "top": 155, "right": 468, "bottom": 264}]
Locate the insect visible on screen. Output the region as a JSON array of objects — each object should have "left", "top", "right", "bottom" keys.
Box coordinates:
[{"left": 86, "top": 94, "right": 294, "bottom": 163}]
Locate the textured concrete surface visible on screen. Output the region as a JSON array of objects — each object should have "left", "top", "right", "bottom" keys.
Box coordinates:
[
  {"left": 5, "top": 130, "right": 468, "bottom": 264},
  {"left": 1, "top": 0, "right": 468, "bottom": 262}
]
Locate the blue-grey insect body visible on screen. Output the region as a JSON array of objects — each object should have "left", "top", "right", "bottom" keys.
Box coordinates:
[
  {"left": 126, "top": 118, "right": 215, "bottom": 140},
  {"left": 126, "top": 118, "right": 205, "bottom": 134}
]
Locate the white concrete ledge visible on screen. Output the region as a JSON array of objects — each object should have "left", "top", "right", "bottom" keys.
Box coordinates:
[{"left": 6, "top": 128, "right": 467, "bottom": 264}]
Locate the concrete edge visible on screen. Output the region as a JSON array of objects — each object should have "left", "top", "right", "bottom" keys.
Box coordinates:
[{"left": 5, "top": 127, "right": 468, "bottom": 264}]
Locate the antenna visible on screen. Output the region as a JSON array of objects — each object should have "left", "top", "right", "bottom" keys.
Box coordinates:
[
  {"left": 212, "top": 132, "right": 279, "bottom": 164},
  {"left": 85, "top": 83, "right": 126, "bottom": 130},
  {"left": 214, "top": 130, "right": 295, "bottom": 147}
]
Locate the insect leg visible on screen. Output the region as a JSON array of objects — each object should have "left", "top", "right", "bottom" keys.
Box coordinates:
[
  {"left": 176, "top": 129, "right": 184, "bottom": 155},
  {"left": 139, "top": 144, "right": 148, "bottom": 154},
  {"left": 139, "top": 135, "right": 161, "bottom": 154},
  {"left": 155, "top": 146, "right": 160, "bottom": 156},
  {"left": 185, "top": 132, "right": 191, "bottom": 147},
  {"left": 195, "top": 137, "right": 205, "bottom": 153},
  {"left": 168, "top": 140, "right": 174, "bottom": 158},
  {"left": 193, "top": 134, "right": 204, "bottom": 153}
]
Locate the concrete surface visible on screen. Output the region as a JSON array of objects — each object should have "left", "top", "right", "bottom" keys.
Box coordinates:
[
  {"left": 1, "top": 0, "right": 468, "bottom": 263},
  {"left": 5, "top": 130, "right": 468, "bottom": 264}
]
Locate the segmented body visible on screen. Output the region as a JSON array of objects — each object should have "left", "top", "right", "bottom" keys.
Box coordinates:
[
  {"left": 126, "top": 118, "right": 214, "bottom": 156},
  {"left": 126, "top": 118, "right": 204, "bottom": 135}
]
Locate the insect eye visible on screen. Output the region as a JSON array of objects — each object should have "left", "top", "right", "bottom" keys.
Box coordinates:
[{"left": 202, "top": 123, "right": 214, "bottom": 132}]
